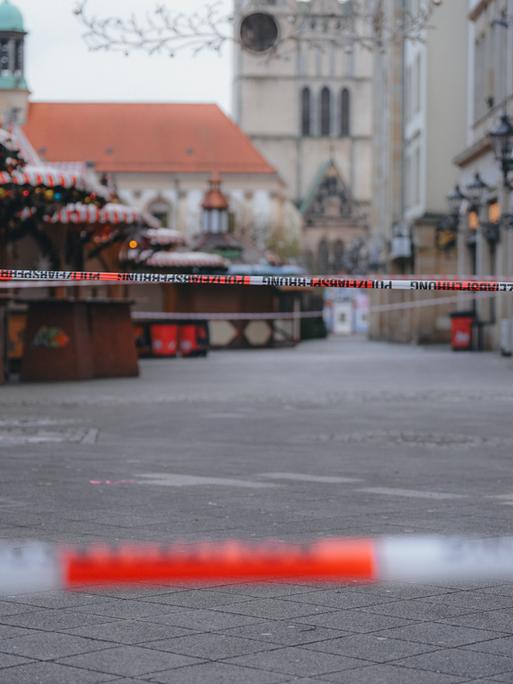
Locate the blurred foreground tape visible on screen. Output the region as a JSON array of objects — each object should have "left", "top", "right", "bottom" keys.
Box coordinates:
[{"left": 3, "top": 537, "right": 513, "bottom": 594}]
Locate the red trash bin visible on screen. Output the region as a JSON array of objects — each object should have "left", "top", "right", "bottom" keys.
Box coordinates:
[
  {"left": 150, "top": 324, "right": 178, "bottom": 357},
  {"left": 178, "top": 323, "right": 209, "bottom": 357},
  {"left": 450, "top": 312, "right": 474, "bottom": 351}
]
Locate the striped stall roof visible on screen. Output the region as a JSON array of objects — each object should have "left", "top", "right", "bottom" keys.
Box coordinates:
[{"left": 49, "top": 203, "right": 161, "bottom": 229}]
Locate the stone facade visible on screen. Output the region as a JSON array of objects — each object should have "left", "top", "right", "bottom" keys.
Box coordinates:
[
  {"left": 232, "top": 0, "right": 373, "bottom": 271},
  {"left": 369, "top": 0, "right": 469, "bottom": 344}
]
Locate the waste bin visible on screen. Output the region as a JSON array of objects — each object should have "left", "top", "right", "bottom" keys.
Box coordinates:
[
  {"left": 178, "top": 322, "right": 209, "bottom": 357},
  {"left": 150, "top": 324, "right": 178, "bottom": 358},
  {"left": 450, "top": 311, "right": 474, "bottom": 351}
]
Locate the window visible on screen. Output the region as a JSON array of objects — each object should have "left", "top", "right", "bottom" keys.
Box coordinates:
[
  {"left": 148, "top": 199, "right": 172, "bottom": 227},
  {"left": 414, "top": 147, "right": 421, "bottom": 205},
  {"left": 301, "top": 87, "right": 312, "bottom": 136},
  {"left": 474, "top": 34, "right": 485, "bottom": 120},
  {"left": 318, "top": 239, "right": 330, "bottom": 273},
  {"left": 333, "top": 240, "right": 345, "bottom": 272},
  {"left": 340, "top": 88, "right": 350, "bottom": 137},
  {"left": 0, "top": 40, "right": 9, "bottom": 73},
  {"left": 414, "top": 54, "right": 421, "bottom": 114},
  {"left": 14, "top": 40, "right": 22, "bottom": 73},
  {"left": 320, "top": 86, "right": 331, "bottom": 136}
]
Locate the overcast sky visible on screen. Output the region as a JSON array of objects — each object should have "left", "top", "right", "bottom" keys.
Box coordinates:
[{"left": 17, "top": 0, "right": 233, "bottom": 113}]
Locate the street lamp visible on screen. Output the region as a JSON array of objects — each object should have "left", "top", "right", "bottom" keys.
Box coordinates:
[
  {"left": 447, "top": 184, "right": 467, "bottom": 217},
  {"left": 489, "top": 113, "right": 513, "bottom": 189},
  {"left": 465, "top": 173, "right": 491, "bottom": 210}
]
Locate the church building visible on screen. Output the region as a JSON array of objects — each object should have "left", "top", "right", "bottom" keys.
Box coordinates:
[
  {"left": 232, "top": 0, "right": 372, "bottom": 272},
  {"left": 0, "top": 0, "right": 301, "bottom": 261}
]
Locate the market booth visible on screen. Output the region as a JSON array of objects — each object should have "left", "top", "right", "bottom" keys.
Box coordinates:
[{"left": 16, "top": 202, "right": 161, "bottom": 381}]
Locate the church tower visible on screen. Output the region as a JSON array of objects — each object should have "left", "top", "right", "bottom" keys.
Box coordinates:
[
  {"left": 0, "top": 0, "right": 29, "bottom": 125},
  {"left": 232, "top": 0, "right": 372, "bottom": 272}
]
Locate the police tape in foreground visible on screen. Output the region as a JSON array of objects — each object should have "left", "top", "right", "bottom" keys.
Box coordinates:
[
  {"left": 4, "top": 537, "right": 513, "bottom": 594},
  {"left": 2, "top": 268, "right": 513, "bottom": 292}
]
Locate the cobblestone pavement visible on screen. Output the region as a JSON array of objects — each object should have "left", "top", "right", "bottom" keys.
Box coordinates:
[{"left": 0, "top": 337, "right": 513, "bottom": 682}]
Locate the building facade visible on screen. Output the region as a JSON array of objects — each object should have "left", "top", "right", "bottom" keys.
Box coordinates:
[
  {"left": 232, "top": 0, "right": 373, "bottom": 272},
  {"left": 369, "top": 0, "right": 469, "bottom": 343},
  {"left": 453, "top": 0, "right": 513, "bottom": 353},
  {"left": 0, "top": 2, "right": 302, "bottom": 263}
]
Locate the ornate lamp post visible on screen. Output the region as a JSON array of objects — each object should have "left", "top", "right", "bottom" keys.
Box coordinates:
[
  {"left": 489, "top": 113, "right": 513, "bottom": 190},
  {"left": 489, "top": 113, "right": 513, "bottom": 354},
  {"left": 465, "top": 173, "right": 490, "bottom": 211},
  {"left": 447, "top": 184, "right": 467, "bottom": 217}
]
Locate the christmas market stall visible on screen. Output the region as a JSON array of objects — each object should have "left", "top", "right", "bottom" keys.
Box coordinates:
[
  {"left": 0, "top": 128, "right": 158, "bottom": 382},
  {"left": 121, "top": 228, "right": 227, "bottom": 358}
]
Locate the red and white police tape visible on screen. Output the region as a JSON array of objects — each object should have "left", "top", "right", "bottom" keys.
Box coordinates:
[
  {"left": 3, "top": 537, "right": 513, "bottom": 594},
  {"left": 1, "top": 268, "right": 513, "bottom": 292}
]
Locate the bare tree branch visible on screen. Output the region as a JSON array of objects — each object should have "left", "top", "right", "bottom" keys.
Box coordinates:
[{"left": 72, "top": 1, "right": 439, "bottom": 57}]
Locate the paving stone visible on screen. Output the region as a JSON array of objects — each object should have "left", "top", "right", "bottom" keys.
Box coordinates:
[
  {"left": 0, "top": 653, "right": 33, "bottom": 669},
  {"left": 0, "top": 631, "right": 113, "bottom": 661},
  {"left": 72, "top": 599, "right": 184, "bottom": 620},
  {"left": 0, "top": 609, "right": 117, "bottom": 632},
  {"left": 396, "top": 648, "right": 513, "bottom": 679},
  {"left": 147, "top": 661, "right": 286, "bottom": 683},
  {"left": 141, "top": 607, "right": 265, "bottom": 631},
  {"left": 320, "top": 663, "right": 464, "bottom": 683},
  {"left": 373, "top": 621, "right": 505, "bottom": 647},
  {"left": 423, "top": 591, "right": 513, "bottom": 612},
  {"left": 140, "top": 589, "right": 254, "bottom": 609},
  {"left": 439, "top": 608, "right": 513, "bottom": 633},
  {"left": 214, "top": 598, "right": 337, "bottom": 620},
  {"left": 0, "top": 662, "right": 118, "bottom": 683},
  {"left": 0, "top": 624, "right": 33, "bottom": 640},
  {"left": 296, "top": 609, "right": 417, "bottom": 633},
  {"left": 144, "top": 632, "right": 278, "bottom": 659},
  {"left": 363, "top": 599, "right": 476, "bottom": 621},
  {"left": 305, "top": 634, "right": 436, "bottom": 662},
  {"left": 220, "top": 620, "right": 348, "bottom": 646},
  {"left": 0, "top": 600, "right": 45, "bottom": 616},
  {"left": 464, "top": 636, "right": 513, "bottom": 657},
  {"left": 59, "top": 645, "right": 204, "bottom": 677},
  {"left": 226, "top": 646, "right": 366, "bottom": 677},
  {"left": 66, "top": 620, "right": 195, "bottom": 645},
  {"left": 4, "top": 591, "right": 101, "bottom": 610},
  {"left": 285, "top": 589, "right": 396, "bottom": 610}
]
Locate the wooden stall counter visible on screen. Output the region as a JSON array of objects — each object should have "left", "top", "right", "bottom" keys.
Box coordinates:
[{"left": 20, "top": 298, "right": 139, "bottom": 383}]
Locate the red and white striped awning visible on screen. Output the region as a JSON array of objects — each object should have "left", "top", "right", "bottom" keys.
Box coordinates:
[
  {"left": 0, "top": 165, "right": 89, "bottom": 190},
  {"left": 49, "top": 203, "right": 161, "bottom": 229},
  {"left": 144, "top": 251, "right": 227, "bottom": 269},
  {"left": 145, "top": 227, "right": 187, "bottom": 246}
]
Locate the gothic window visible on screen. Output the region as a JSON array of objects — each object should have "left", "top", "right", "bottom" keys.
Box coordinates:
[
  {"left": 333, "top": 240, "right": 345, "bottom": 273},
  {"left": 301, "top": 87, "right": 311, "bottom": 136},
  {"left": 340, "top": 88, "right": 350, "bottom": 137},
  {"left": 318, "top": 239, "right": 330, "bottom": 274},
  {"left": 320, "top": 87, "right": 331, "bottom": 136}
]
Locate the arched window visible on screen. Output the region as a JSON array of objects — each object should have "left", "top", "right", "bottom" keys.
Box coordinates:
[
  {"left": 301, "top": 87, "right": 311, "bottom": 136},
  {"left": 333, "top": 240, "right": 345, "bottom": 273},
  {"left": 320, "top": 87, "right": 331, "bottom": 136},
  {"left": 148, "top": 199, "right": 172, "bottom": 227},
  {"left": 340, "top": 88, "right": 350, "bottom": 137},
  {"left": 318, "top": 239, "right": 330, "bottom": 274}
]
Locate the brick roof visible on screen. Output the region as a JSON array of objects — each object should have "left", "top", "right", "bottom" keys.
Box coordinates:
[{"left": 23, "top": 102, "right": 276, "bottom": 176}]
